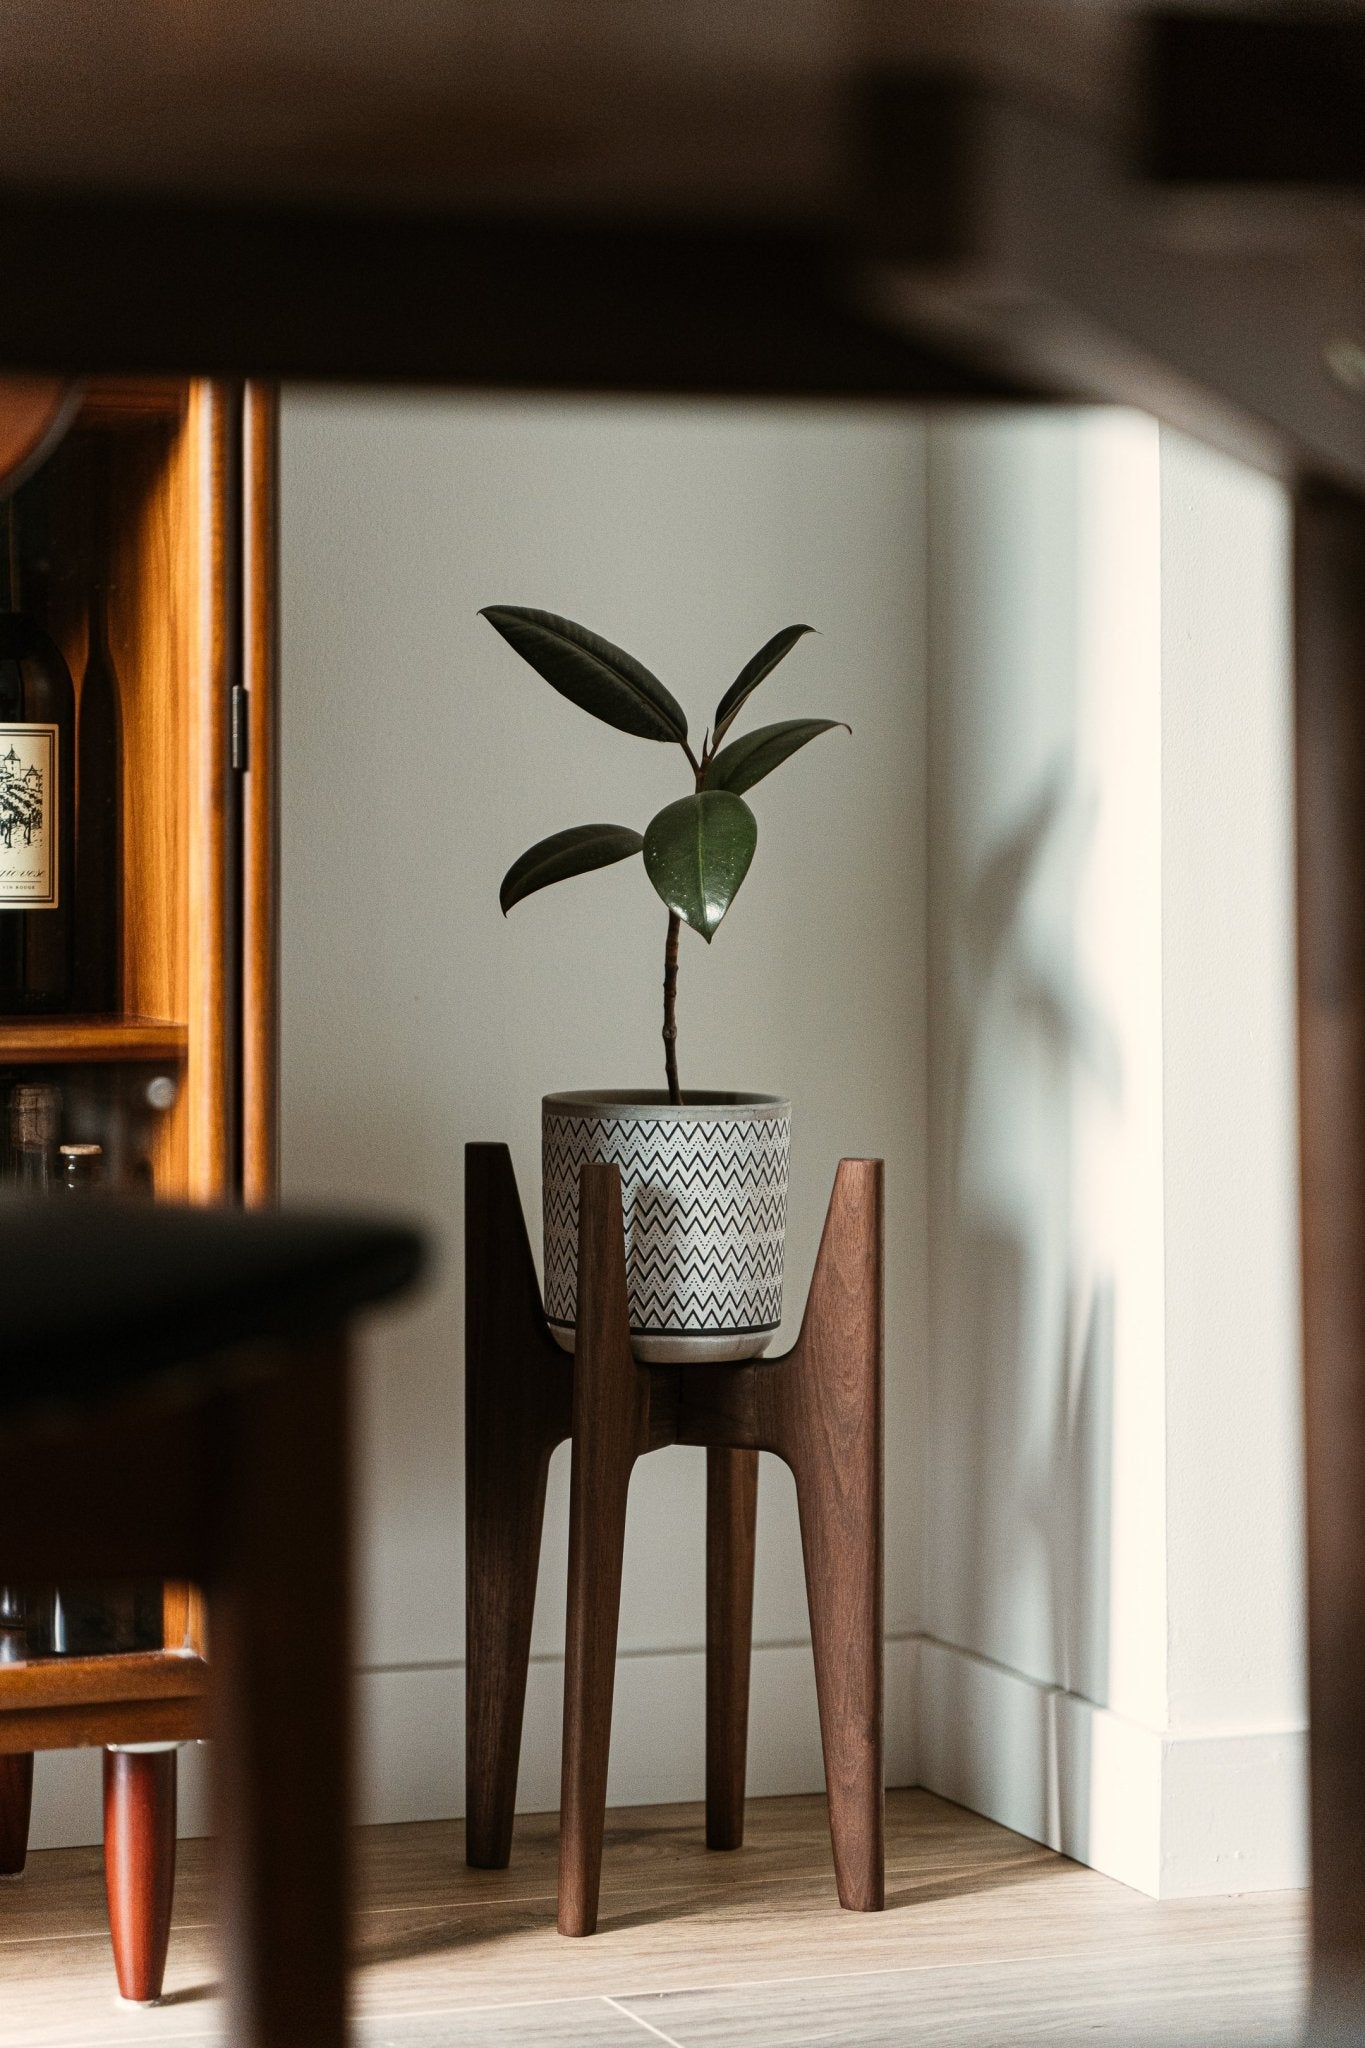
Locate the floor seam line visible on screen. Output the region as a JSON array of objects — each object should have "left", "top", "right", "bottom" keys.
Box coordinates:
[{"left": 604, "top": 1993, "right": 689, "bottom": 2048}]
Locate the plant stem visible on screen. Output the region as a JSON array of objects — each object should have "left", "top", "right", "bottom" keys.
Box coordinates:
[{"left": 662, "top": 912, "right": 683, "bottom": 1105}]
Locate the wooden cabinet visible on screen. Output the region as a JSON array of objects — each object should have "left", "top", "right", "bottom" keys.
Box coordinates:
[{"left": 0, "top": 376, "right": 277, "bottom": 1996}]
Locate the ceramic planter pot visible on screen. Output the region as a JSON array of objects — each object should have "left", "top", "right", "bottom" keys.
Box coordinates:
[{"left": 542, "top": 1090, "right": 791, "bottom": 1363}]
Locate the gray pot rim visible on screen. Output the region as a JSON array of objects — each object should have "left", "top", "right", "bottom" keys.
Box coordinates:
[{"left": 543, "top": 1089, "right": 789, "bottom": 1122}]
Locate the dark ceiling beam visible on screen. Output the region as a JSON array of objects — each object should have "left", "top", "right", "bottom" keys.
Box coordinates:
[{"left": 0, "top": 191, "right": 1025, "bottom": 402}]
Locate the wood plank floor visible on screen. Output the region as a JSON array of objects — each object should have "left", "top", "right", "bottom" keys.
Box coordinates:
[{"left": 0, "top": 1791, "right": 1307, "bottom": 2046}]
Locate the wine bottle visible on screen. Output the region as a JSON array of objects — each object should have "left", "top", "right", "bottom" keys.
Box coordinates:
[
  {"left": 9, "top": 1080, "right": 59, "bottom": 1190},
  {"left": 0, "top": 1585, "right": 26, "bottom": 1665},
  {"left": 0, "top": 497, "right": 75, "bottom": 1013},
  {"left": 59, "top": 1139, "right": 103, "bottom": 1191},
  {"left": 48, "top": 1130, "right": 158, "bottom": 1655},
  {"left": 75, "top": 454, "right": 121, "bottom": 1013}
]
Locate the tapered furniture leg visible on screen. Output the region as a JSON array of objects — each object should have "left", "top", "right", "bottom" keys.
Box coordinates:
[
  {"left": 780, "top": 1159, "right": 884, "bottom": 1912},
  {"left": 103, "top": 1747, "right": 177, "bottom": 2003},
  {"left": 1295, "top": 485, "right": 1365, "bottom": 2043},
  {"left": 0, "top": 1752, "right": 33, "bottom": 1877},
  {"left": 466, "top": 1145, "right": 572, "bottom": 1869},
  {"left": 706, "top": 1446, "right": 758, "bottom": 1851},
  {"left": 558, "top": 1163, "right": 649, "bottom": 1937},
  {"left": 209, "top": 1332, "right": 351, "bottom": 2048}
]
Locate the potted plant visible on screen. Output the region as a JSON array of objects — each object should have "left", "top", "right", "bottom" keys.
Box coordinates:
[{"left": 482, "top": 604, "right": 848, "bottom": 1362}]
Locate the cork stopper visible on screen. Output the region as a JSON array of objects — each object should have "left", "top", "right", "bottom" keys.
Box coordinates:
[{"left": 10, "top": 1083, "right": 60, "bottom": 1150}]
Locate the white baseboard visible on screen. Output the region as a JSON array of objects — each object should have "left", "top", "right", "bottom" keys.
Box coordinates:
[
  {"left": 355, "top": 1635, "right": 920, "bottom": 1826},
  {"left": 917, "top": 1636, "right": 1308, "bottom": 1898},
  {"left": 27, "top": 1636, "right": 920, "bottom": 1852},
  {"left": 26, "top": 1635, "right": 1304, "bottom": 1900}
]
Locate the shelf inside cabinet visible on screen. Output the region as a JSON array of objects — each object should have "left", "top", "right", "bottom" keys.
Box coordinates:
[
  {"left": 0, "top": 1017, "right": 186, "bottom": 1064},
  {"left": 0, "top": 1649, "right": 209, "bottom": 1753},
  {"left": 72, "top": 380, "right": 188, "bottom": 430}
]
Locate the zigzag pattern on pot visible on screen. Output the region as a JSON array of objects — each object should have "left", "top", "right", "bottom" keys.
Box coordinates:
[{"left": 543, "top": 1109, "right": 790, "bottom": 1334}]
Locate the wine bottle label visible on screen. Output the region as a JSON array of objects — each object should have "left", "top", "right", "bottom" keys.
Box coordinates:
[{"left": 0, "top": 724, "right": 57, "bottom": 907}]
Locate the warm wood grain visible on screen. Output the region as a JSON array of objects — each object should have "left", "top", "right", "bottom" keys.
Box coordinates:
[
  {"left": 0, "top": 1016, "right": 186, "bottom": 1062},
  {"left": 11, "top": 405, "right": 191, "bottom": 1153},
  {"left": 184, "top": 378, "right": 239, "bottom": 1202},
  {"left": 464, "top": 1145, "right": 571, "bottom": 1870},
  {"left": 102, "top": 1748, "right": 176, "bottom": 2003},
  {"left": 0, "top": 1792, "right": 1308, "bottom": 2047},
  {"left": 73, "top": 381, "right": 186, "bottom": 428},
  {"left": 1294, "top": 480, "right": 1365, "bottom": 2048},
  {"left": 673, "top": 1164, "right": 886, "bottom": 1912},
  {"left": 0, "top": 1651, "right": 207, "bottom": 1714},
  {"left": 0, "top": 1748, "right": 34, "bottom": 1874},
  {"left": 0, "top": 1698, "right": 205, "bottom": 1754},
  {"left": 705, "top": 1445, "right": 757, "bottom": 1853},
  {"left": 16, "top": 389, "right": 207, "bottom": 1188},
  {"left": 241, "top": 379, "right": 279, "bottom": 1206},
  {"left": 558, "top": 1163, "right": 653, "bottom": 1938},
  {"left": 160, "top": 1578, "right": 205, "bottom": 1659},
  {"left": 768, "top": 1157, "right": 884, "bottom": 1912}
]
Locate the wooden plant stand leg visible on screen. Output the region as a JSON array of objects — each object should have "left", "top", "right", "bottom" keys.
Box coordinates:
[
  {"left": 103, "top": 1746, "right": 177, "bottom": 2003},
  {"left": 0, "top": 1752, "right": 34, "bottom": 1878},
  {"left": 768, "top": 1158, "right": 885, "bottom": 1912},
  {"left": 706, "top": 1446, "right": 758, "bottom": 1851},
  {"left": 557, "top": 1162, "right": 652, "bottom": 1938},
  {"left": 465, "top": 1145, "right": 571, "bottom": 1870}
]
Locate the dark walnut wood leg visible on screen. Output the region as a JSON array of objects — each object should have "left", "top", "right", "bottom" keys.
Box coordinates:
[
  {"left": 706, "top": 1445, "right": 758, "bottom": 1851},
  {"left": 1295, "top": 484, "right": 1365, "bottom": 2045},
  {"left": 465, "top": 1144, "right": 571, "bottom": 1870},
  {"left": 557, "top": 1162, "right": 652, "bottom": 1938},
  {"left": 103, "top": 1747, "right": 177, "bottom": 2003},
  {"left": 0, "top": 1751, "right": 34, "bottom": 1877},
  {"left": 208, "top": 1332, "right": 351, "bottom": 2048},
  {"left": 467, "top": 1152, "right": 884, "bottom": 1934},
  {"left": 775, "top": 1158, "right": 885, "bottom": 1913}
]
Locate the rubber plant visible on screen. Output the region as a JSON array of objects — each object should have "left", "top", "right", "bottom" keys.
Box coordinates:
[{"left": 482, "top": 605, "right": 848, "bottom": 1105}]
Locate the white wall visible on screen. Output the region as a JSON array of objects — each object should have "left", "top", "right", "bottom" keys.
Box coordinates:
[
  {"left": 921, "top": 410, "right": 1305, "bottom": 1898},
  {"left": 1156, "top": 430, "right": 1306, "bottom": 1894},
  {"left": 276, "top": 395, "right": 927, "bottom": 1822}
]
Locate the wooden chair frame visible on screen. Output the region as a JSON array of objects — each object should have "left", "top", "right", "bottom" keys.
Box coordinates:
[{"left": 0, "top": 1331, "right": 352, "bottom": 2048}]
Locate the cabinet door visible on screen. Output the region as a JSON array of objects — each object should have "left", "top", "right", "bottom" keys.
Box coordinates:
[
  {"left": 185, "top": 378, "right": 279, "bottom": 1205},
  {"left": 241, "top": 381, "right": 279, "bottom": 1206}
]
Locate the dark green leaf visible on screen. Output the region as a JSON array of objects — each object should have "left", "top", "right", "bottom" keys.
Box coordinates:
[
  {"left": 642, "top": 792, "right": 757, "bottom": 943},
  {"left": 500, "top": 823, "right": 643, "bottom": 915},
  {"left": 480, "top": 606, "right": 688, "bottom": 744},
  {"left": 712, "top": 624, "right": 814, "bottom": 743},
  {"left": 705, "top": 717, "right": 849, "bottom": 796}
]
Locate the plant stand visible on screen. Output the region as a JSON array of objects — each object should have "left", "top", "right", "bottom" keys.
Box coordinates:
[{"left": 465, "top": 1141, "right": 885, "bottom": 1937}]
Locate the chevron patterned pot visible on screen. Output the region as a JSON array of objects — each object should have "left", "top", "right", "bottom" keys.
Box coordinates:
[{"left": 542, "top": 1091, "right": 791, "bottom": 1363}]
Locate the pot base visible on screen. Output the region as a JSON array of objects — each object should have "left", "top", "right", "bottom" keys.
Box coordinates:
[{"left": 548, "top": 1322, "right": 775, "bottom": 1365}]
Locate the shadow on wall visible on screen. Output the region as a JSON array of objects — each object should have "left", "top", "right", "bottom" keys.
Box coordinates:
[{"left": 938, "top": 759, "right": 1120, "bottom": 1864}]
